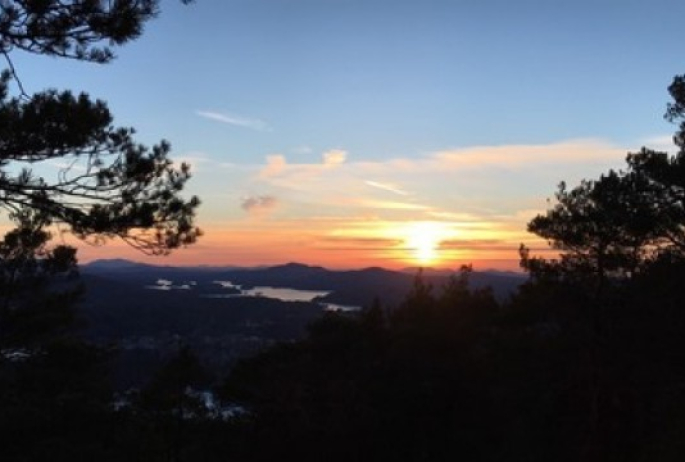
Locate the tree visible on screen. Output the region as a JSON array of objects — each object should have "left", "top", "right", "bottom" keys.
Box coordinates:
[
  {"left": 523, "top": 75, "right": 685, "bottom": 286},
  {"left": 0, "top": 209, "right": 79, "bottom": 347},
  {"left": 519, "top": 74, "right": 685, "bottom": 461},
  {"left": 0, "top": 4, "right": 201, "bottom": 460},
  {"left": 624, "top": 75, "right": 685, "bottom": 251},
  {"left": 0, "top": 0, "right": 200, "bottom": 255},
  {"left": 523, "top": 170, "right": 661, "bottom": 293}
]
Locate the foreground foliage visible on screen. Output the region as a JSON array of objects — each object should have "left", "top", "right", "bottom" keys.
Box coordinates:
[{"left": 0, "top": 0, "right": 200, "bottom": 255}]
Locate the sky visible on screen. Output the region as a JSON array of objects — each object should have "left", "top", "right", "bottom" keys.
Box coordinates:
[{"left": 4, "top": 0, "right": 685, "bottom": 270}]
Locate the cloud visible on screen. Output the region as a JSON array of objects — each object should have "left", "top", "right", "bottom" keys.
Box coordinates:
[
  {"left": 253, "top": 139, "right": 627, "bottom": 209},
  {"left": 241, "top": 195, "right": 278, "bottom": 213},
  {"left": 430, "top": 139, "right": 626, "bottom": 170},
  {"left": 316, "top": 235, "right": 403, "bottom": 250},
  {"left": 232, "top": 138, "right": 630, "bottom": 262},
  {"left": 258, "top": 140, "right": 625, "bottom": 187},
  {"left": 196, "top": 110, "right": 270, "bottom": 131},
  {"left": 357, "top": 199, "right": 431, "bottom": 211},
  {"left": 440, "top": 239, "right": 513, "bottom": 251},
  {"left": 365, "top": 180, "right": 410, "bottom": 196},
  {"left": 260, "top": 154, "right": 288, "bottom": 178},
  {"left": 323, "top": 149, "right": 347, "bottom": 167},
  {"left": 258, "top": 149, "right": 348, "bottom": 182}
]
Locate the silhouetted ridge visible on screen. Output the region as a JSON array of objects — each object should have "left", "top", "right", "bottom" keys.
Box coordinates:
[
  {"left": 265, "top": 262, "right": 327, "bottom": 272},
  {"left": 359, "top": 266, "right": 391, "bottom": 273},
  {"left": 83, "top": 258, "right": 153, "bottom": 270}
]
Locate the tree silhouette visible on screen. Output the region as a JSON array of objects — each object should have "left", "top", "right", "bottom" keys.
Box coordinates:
[
  {"left": 625, "top": 76, "right": 685, "bottom": 251},
  {"left": 524, "top": 170, "right": 659, "bottom": 296},
  {"left": 0, "top": 209, "right": 79, "bottom": 345},
  {"left": 518, "top": 75, "right": 685, "bottom": 461},
  {"left": 524, "top": 74, "right": 685, "bottom": 285},
  {"left": 0, "top": 210, "right": 117, "bottom": 462},
  {"left": 0, "top": 3, "right": 202, "bottom": 460},
  {"left": 0, "top": 0, "right": 200, "bottom": 255}
]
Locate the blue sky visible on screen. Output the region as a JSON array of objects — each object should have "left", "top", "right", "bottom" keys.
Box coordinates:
[{"left": 6, "top": 0, "right": 685, "bottom": 269}]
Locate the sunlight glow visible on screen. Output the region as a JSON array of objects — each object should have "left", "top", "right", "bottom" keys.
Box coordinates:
[{"left": 403, "top": 221, "right": 453, "bottom": 266}]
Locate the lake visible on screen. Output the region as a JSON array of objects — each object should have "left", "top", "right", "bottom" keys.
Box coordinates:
[{"left": 147, "top": 279, "right": 361, "bottom": 311}]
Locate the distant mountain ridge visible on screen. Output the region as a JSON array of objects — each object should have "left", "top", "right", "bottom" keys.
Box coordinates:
[
  {"left": 83, "top": 258, "right": 154, "bottom": 270},
  {"left": 84, "top": 259, "right": 524, "bottom": 276},
  {"left": 82, "top": 259, "right": 527, "bottom": 305},
  {"left": 82, "top": 258, "right": 248, "bottom": 272}
]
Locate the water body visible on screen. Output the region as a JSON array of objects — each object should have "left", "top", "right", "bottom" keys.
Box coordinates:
[
  {"left": 208, "top": 281, "right": 330, "bottom": 302},
  {"left": 242, "top": 286, "right": 330, "bottom": 302},
  {"left": 322, "top": 303, "right": 362, "bottom": 312},
  {"left": 147, "top": 279, "right": 362, "bottom": 311},
  {"left": 145, "top": 279, "right": 193, "bottom": 291},
  {"left": 202, "top": 285, "right": 331, "bottom": 302},
  {"left": 209, "top": 281, "right": 361, "bottom": 311}
]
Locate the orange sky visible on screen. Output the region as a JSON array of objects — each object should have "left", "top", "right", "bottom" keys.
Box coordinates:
[
  {"left": 62, "top": 215, "right": 555, "bottom": 272},
  {"left": 0, "top": 139, "right": 635, "bottom": 271}
]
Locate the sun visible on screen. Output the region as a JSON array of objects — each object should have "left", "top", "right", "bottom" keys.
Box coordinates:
[{"left": 404, "top": 221, "right": 451, "bottom": 266}]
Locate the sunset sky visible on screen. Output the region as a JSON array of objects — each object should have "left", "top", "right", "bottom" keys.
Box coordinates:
[{"left": 4, "top": 0, "right": 685, "bottom": 270}]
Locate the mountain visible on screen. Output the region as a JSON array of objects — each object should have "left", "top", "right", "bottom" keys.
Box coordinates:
[
  {"left": 82, "top": 258, "right": 155, "bottom": 270},
  {"left": 81, "top": 259, "right": 526, "bottom": 304}
]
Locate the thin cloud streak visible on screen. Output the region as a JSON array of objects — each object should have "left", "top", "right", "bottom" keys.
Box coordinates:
[
  {"left": 357, "top": 199, "right": 431, "bottom": 211},
  {"left": 365, "top": 180, "right": 410, "bottom": 196},
  {"left": 196, "top": 110, "right": 271, "bottom": 131}
]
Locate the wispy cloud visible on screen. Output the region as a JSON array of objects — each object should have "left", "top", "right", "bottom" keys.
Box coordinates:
[
  {"left": 172, "top": 151, "right": 213, "bottom": 173},
  {"left": 253, "top": 139, "right": 627, "bottom": 209},
  {"left": 258, "top": 139, "right": 625, "bottom": 183},
  {"left": 365, "top": 180, "right": 410, "bottom": 196},
  {"left": 196, "top": 110, "right": 271, "bottom": 131},
  {"left": 431, "top": 139, "right": 626, "bottom": 170},
  {"left": 323, "top": 149, "right": 347, "bottom": 167},
  {"left": 260, "top": 154, "right": 288, "bottom": 178},
  {"left": 258, "top": 149, "right": 348, "bottom": 183},
  {"left": 356, "top": 199, "right": 430, "bottom": 211},
  {"left": 241, "top": 195, "right": 278, "bottom": 214}
]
